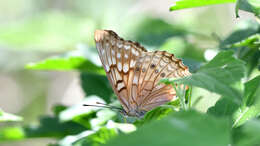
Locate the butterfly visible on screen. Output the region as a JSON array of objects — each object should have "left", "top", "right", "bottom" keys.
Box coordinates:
[{"left": 94, "top": 30, "right": 191, "bottom": 117}]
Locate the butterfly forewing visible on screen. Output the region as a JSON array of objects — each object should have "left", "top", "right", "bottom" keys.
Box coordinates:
[{"left": 94, "top": 30, "right": 191, "bottom": 117}]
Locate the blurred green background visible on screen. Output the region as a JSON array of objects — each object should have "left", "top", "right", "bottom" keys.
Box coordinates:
[{"left": 0, "top": 0, "right": 257, "bottom": 145}]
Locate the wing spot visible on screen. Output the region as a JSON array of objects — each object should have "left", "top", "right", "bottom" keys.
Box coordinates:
[
  {"left": 161, "top": 72, "right": 166, "bottom": 77},
  {"left": 142, "top": 68, "right": 146, "bottom": 73},
  {"left": 150, "top": 64, "right": 156, "bottom": 69}
]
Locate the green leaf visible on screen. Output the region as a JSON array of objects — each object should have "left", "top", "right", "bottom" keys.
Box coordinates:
[
  {"left": 134, "top": 106, "right": 175, "bottom": 126},
  {"left": 162, "top": 50, "right": 246, "bottom": 104},
  {"left": 0, "top": 109, "right": 23, "bottom": 122},
  {"left": 80, "top": 73, "right": 113, "bottom": 103},
  {"left": 236, "top": 0, "right": 260, "bottom": 17},
  {"left": 105, "top": 110, "right": 231, "bottom": 146},
  {"left": 233, "top": 119, "right": 260, "bottom": 146},
  {"left": 243, "top": 75, "right": 260, "bottom": 106},
  {"left": 26, "top": 46, "right": 105, "bottom": 74},
  {"left": 232, "top": 105, "right": 260, "bottom": 127},
  {"left": 170, "top": 0, "right": 236, "bottom": 11}
]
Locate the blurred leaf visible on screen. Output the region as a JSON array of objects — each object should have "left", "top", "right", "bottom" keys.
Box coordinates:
[
  {"left": 81, "top": 73, "right": 113, "bottom": 103},
  {"left": 105, "top": 110, "right": 231, "bottom": 146},
  {"left": 162, "top": 51, "right": 246, "bottom": 104},
  {"left": 0, "top": 116, "right": 86, "bottom": 141},
  {"left": 26, "top": 47, "right": 105, "bottom": 74},
  {"left": 132, "top": 18, "right": 188, "bottom": 47},
  {"left": 57, "top": 121, "right": 135, "bottom": 146},
  {"left": 73, "top": 128, "right": 117, "bottom": 146},
  {"left": 0, "top": 12, "right": 96, "bottom": 50},
  {"left": 220, "top": 20, "right": 260, "bottom": 47},
  {"left": 233, "top": 119, "right": 260, "bottom": 146},
  {"left": 0, "top": 108, "right": 23, "bottom": 122},
  {"left": 170, "top": 0, "right": 236, "bottom": 11},
  {"left": 207, "top": 98, "right": 239, "bottom": 118},
  {"left": 236, "top": 0, "right": 260, "bottom": 17},
  {"left": 90, "top": 109, "right": 117, "bottom": 130},
  {"left": 24, "top": 116, "right": 86, "bottom": 138},
  {"left": 0, "top": 127, "right": 25, "bottom": 141},
  {"left": 52, "top": 104, "right": 68, "bottom": 117},
  {"left": 59, "top": 96, "right": 105, "bottom": 122},
  {"left": 57, "top": 130, "right": 95, "bottom": 146}
]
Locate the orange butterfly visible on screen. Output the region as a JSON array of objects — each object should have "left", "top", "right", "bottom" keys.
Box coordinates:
[{"left": 93, "top": 30, "right": 191, "bottom": 117}]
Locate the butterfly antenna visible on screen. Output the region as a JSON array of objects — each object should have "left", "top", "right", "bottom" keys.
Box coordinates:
[{"left": 83, "top": 102, "right": 124, "bottom": 112}]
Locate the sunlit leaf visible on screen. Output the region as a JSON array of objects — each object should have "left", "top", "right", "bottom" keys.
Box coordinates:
[
  {"left": 0, "top": 127, "right": 25, "bottom": 141},
  {"left": 26, "top": 46, "right": 104, "bottom": 74},
  {"left": 170, "top": 0, "right": 236, "bottom": 11},
  {"left": 0, "top": 109, "right": 23, "bottom": 122}
]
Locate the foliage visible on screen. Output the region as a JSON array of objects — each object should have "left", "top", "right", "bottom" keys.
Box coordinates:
[{"left": 0, "top": 0, "right": 260, "bottom": 146}]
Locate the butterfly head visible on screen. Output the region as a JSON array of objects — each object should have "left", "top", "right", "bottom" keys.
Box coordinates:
[{"left": 125, "top": 109, "right": 146, "bottom": 118}]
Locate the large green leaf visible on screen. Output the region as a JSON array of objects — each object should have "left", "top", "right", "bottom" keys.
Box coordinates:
[
  {"left": 104, "top": 110, "right": 231, "bottom": 146},
  {"left": 80, "top": 73, "right": 113, "bottom": 103},
  {"left": 162, "top": 50, "right": 246, "bottom": 104},
  {"left": 26, "top": 47, "right": 104, "bottom": 74},
  {"left": 170, "top": 0, "right": 236, "bottom": 11}
]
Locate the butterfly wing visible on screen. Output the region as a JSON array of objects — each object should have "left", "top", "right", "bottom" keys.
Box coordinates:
[
  {"left": 95, "top": 30, "right": 191, "bottom": 116},
  {"left": 94, "top": 30, "right": 147, "bottom": 114}
]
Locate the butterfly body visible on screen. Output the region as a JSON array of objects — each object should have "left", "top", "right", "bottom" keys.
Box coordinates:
[{"left": 94, "top": 30, "right": 191, "bottom": 117}]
